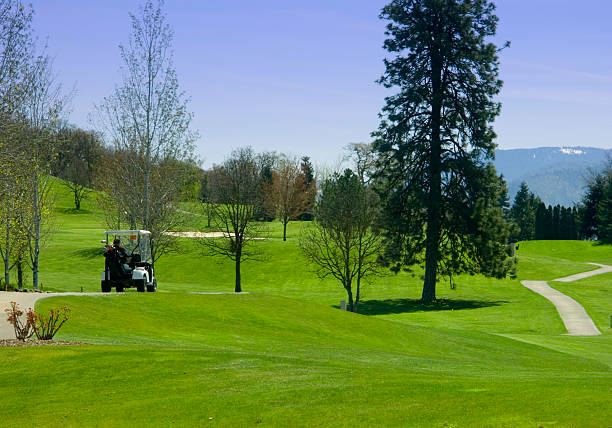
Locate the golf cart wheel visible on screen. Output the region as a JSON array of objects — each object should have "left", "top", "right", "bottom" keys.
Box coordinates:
[
  {"left": 147, "top": 278, "right": 157, "bottom": 293},
  {"left": 116, "top": 285, "right": 125, "bottom": 293},
  {"left": 101, "top": 281, "right": 111, "bottom": 293},
  {"left": 135, "top": 279, "right": 146, "bottom": 293}
]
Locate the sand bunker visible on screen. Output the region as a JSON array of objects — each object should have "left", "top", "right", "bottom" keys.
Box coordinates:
[{"left": 165, "top": 231, "right": 265, "bottom": 240}]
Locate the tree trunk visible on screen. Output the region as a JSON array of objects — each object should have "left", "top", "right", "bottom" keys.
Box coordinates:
[
  {"left": 143, "top": 157, "right": 151, "bottom": 230},
  {"left": 234, "top": 254, "right": 242, "bottom": 293},
  {"left": 422, "top": 51, "right": 443, "bottom": 303},
  {"left": 17, "top": 258, "right": 23, "bottom": 288},
  {"left": 32, "top": 173, "right": 40, "bottom": 289},
  {"left": 355, "top": 271, "right": 361, "bottom": 312},
  {"left": 283, "top": 220, "right": 287, "bottom": 241},
  {"left": 3, "top": 221, "right": 10, "bottom": 286},
  {"left": 74, "top": 189, "right": 80, "bottom": 210},
  {"left": 346, "top": 284, "right": 354, "bottom": 312}
]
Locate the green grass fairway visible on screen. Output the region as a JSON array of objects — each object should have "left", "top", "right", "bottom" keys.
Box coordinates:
[
  {"left": 1, "top": 179, "right": 610, "bottom": 426},
  {"left": 1, "top": 293, "right": 610, "bottom": 427}
]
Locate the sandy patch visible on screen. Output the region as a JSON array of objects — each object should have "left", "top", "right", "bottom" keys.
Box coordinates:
[{"left": 165, "top": 231, "right": 265, "bottom": 240}]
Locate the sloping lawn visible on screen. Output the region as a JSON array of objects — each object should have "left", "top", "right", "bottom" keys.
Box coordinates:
[
  {"left": 0, "top": 293, "right": 609, "bottom": 427},
  {"left": 4, "top": 178, "right": 609, "bottom": 426}
]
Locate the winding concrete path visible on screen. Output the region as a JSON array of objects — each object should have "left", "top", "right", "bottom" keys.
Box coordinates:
[
  {"left": 553, "top": 263, "right": 612, "bottom": 282},
  {"left": 521, "top": 264, "right": 611, "bottom": 336},
  {"left": 0, "top": 292, "right": 107, "bottom": 340}
]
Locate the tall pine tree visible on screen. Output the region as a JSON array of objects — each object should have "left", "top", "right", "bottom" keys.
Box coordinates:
[
  {"left": 373, "top": 0, "right": 512, "bottom": 302},
  {"left": 580, "top": 173, "right": 606, "bottom": 240},
  {"left": 509, "top": 182, "right": 535, "bottom": 241},
  {"left": 534, "top": 202, "right": 547, "bottom": 240}
]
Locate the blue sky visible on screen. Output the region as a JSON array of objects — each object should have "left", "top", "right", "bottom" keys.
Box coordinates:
[{"left": 33, "top": 1, "right": 612, "bottom": 166}]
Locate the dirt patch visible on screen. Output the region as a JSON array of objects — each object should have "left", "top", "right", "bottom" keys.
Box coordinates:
[{"left": 0, "top": 339, "right": 87, "bottom": 347}]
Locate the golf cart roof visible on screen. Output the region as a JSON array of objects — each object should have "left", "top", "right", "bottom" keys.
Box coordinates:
[{"left": 105, "top": 230, "right": 151, "bottom": 235}]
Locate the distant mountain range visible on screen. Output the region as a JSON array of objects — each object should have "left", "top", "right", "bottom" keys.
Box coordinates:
[{"left": 493, "top": 147, "right": 612, "bottom": 207}]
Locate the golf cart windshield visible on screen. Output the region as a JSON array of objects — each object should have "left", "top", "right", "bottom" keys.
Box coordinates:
[{"left": 105, "top": 230, "right": 152, "bottom": 263}]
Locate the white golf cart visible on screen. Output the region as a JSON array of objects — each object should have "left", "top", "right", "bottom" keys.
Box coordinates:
[{"left": 101, "top": 230, "right": 157, "bottom": 293}]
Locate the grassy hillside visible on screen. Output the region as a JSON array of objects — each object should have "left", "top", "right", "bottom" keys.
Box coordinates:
[
  {"left": 0, "top": 293, "right": 609, "bottom": 427},
  {"left": 39, "top": 180, "right": 608, "bottom": 337},
  {"left": 1, "top": 176, "right": 610, "bottom": 426}
]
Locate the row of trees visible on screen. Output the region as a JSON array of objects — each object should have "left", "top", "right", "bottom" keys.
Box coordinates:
[
  {"left": 508, "top": 182, "right": 580, "bottom": 242},
  {"left": 0, "top": 0, "right": 200, "bottom": 287},
  {"left": 197, "top": 146, "right": 381, "bottom": 311},
  {"left": 198, "top": 149, "right": 318, "bottom": 292},
  {"left": 200, "top": 0, "right": 522, "bottom": 306},
  {"left": 199, "top": 154, "right": 317, "bottom": 241},
  {"left": 0, "top": 1, "right": 67, "bottom": 289}
]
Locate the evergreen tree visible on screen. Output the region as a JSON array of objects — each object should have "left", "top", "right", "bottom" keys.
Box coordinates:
[
  {"left": 597, "top": 176, "right": 612, "bottom": 243},
  {"left": 580, "top": 173, "right": 606, "bottom": 240},
  {"left": 544, "top": 205, "right": 553, "bottom": 240},
  {"left": 509, "top": 182, "right": 535, "bottom": 241},
  {"left": 298, "top": 156, "right": 316, "bottom": 221},
  {"left": 534, "top": 202, "right": 547, "bottom": 240},
  {"left": 497, "top": 174, "right": 511, "bottom": 219},
  {"left": 373, "top": 0, "right": 512, "bottom": 302},
  {"left": 552, "top": 205, "right": 561, "bottom": 240},
  {"left": 571, "top": 207, "right": 579, "bottom": 239},
  {"left": 558, "top": 207, "right": 576, "bottom": 240}
]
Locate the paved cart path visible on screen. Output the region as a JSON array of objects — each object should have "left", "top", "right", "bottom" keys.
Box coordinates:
[
  {"left": 553, "top": 263, "right": 612, "bottom": 282},
  {"left": 521, "top": 264, "right": 611, "bottom": 336}
]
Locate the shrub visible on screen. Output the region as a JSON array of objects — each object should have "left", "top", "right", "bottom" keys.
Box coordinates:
[
  {"left": 4, "top": 302, "right": 71, "bottom": 341},
  {"left": 31, "top": 306, "right": 71, "bottom": 340},
  {"left": 4, "top": 302, "right": 35, "bottom": 341}
]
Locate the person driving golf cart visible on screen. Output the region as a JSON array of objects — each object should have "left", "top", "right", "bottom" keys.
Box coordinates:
[
  {"left": 112, "top": 238, "right": 127, "bottom": 254},
  {"left": 101, "top": 230, "right": 157, "bottom": 293}
]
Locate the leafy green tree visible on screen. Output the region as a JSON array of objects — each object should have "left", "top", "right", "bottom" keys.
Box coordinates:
[
  {"left": 53, "top": 128, "right": 103, "bottom": 210},
  {"left": 373, "top": 0, "right": 512, "bottom": 301}
]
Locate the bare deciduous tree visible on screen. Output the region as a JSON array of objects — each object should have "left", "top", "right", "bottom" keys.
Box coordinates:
[
  {"left": 0, "top": 1, "right": 33, "bottom": 288},
  {"left": 345, "top": 143, "right": 377, "bottom": 185},
  {"left": 0, "top": 2, "right": 66, "bottom": 289},
  {"left": 265, "top": 155, "right": 315, "bottom": 241},
  {"left": 19, "top": 53, "right": 66, "bottom": 289},
  {"left": 199, "top": 147, "right": 266, "bottom": 293},
  {"left": 0, "top": 126, "right": 29, "bottom": 287},
  {"left": 95, "top": 0, "right": 196, "bottom": 265},
  {"left": 300, "top": 169, "right": 383, "bottom": 312}
]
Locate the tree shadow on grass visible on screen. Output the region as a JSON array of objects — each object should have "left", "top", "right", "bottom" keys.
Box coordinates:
[
  {"left": 354, "top": 298, "right": 507, "bottom": 316},
  {"left": 56, "top": 207, "right": 93, "bottom": 215},
  {"left": 73, "top": 247, "right": 104, "bottom": 259}
]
